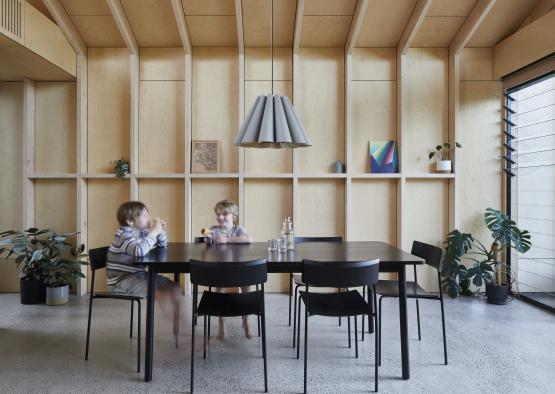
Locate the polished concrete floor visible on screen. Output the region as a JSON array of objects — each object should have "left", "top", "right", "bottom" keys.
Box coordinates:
[{"left": 0, "top": 292, "right": 553, "bottom": 394}]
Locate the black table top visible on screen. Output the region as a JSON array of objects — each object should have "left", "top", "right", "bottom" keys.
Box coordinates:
[{"left": 136, "top": 241, "right": 424, "bottom": 273}]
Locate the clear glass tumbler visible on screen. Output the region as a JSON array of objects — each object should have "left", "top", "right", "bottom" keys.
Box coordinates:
[{"left": 267, "top": 239, "right": 278, "bottom": 251}]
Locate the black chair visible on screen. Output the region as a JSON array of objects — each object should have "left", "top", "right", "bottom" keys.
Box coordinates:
[
  {"left": 296, "top": 259, "right": 380, "bottom": 393},
  {"left": 290, "top": 237, "right": 344, "bottom": 347},
  {"left": 189, "top": 258, "right": 268, "bottom": 394},
  {"left": 85, "top": 247, "right": 142, "bottom": 373},
  {"left": 376, "top": 240, "right": 447, "bottom": 365}
]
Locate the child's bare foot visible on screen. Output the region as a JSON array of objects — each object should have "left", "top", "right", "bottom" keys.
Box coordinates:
[{"left": 242, "top": 317, "right": 252, "bottom": 339}]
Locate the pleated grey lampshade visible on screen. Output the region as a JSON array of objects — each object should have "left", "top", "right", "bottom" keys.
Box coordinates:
[{"left": 233, "top": 94, "right": 311, "bottom": 148}]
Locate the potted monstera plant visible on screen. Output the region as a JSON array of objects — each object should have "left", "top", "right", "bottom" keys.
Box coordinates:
[
  {"left": 43, "top": 244, "right": 87, "bottom": 305},
  {"left": 441, "top": 208, "right": 531, "bottom": 304},
  {"left": 0, "top": 228, "right": 85, "bottom": 305}
]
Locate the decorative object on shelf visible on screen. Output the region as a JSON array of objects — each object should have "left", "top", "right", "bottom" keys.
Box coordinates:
[
  {"left": 191, "top": 140, "right": 220, "bottom": 173},
  {"left": 110, "top": 158, "right": 129, "bottom": 179},
  {"left": 333, "top": 160, "right": 345, "bottom": 173},
  {"left": 441, "top": 208, "right": 531, "bottom": 304},
  {"left": 0, "top": 228, "right": 86, "bottom": 305},
  {"left": 43, "top": 244, "right": 87, "bottom": 306},
  {"left": 428, "top": 142, "right": 461, "bottom": 173},
  {"left": 233, "top": 0, "right": 310, "bottom": 149},
  {"left": 369, "top": 141, "right": 398, "bottom": 173}
]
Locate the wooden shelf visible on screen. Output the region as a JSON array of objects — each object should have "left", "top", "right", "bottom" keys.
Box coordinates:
[
  {"left": 297, "top": 173, "right": 348, "bottom": 179},
  {"left": 244, "top": 173, "right": 294, "bottom": 179},
  {"left": 28, "top": 173, "right": 77, "bottom": 179},
  {"left": 81, "top": 173, "right": 129, "bottom": 179},
  {"left": 189, "top": 173, "right": 239, "bottom": 179},
  {"left": 406, "top": 173, "right": 456, "bottom": 179},
  {"left": 351, "top": 173, "right": 401, "bottom": 179},
  {"left": 136, "top": 173, "right": 185, "bottom": 179}
]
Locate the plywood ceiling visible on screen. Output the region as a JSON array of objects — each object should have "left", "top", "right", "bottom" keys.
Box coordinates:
[
  {"left": 0, "top": 45, "right": 75, "bottom": 81},
  {"left": 301, "top": 0, "right": 357, "bottom": 47},
  {"left": 242, "top": 0, "right": 296, "bottom": 47},
  {"left": 121, "top": 0, "right": 181, "bottom": 47},
  {"left": 183, "top": 0, "right": 238, "bottom": 46}
]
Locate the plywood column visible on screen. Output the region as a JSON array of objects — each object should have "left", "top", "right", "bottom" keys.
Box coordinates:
[
  {"left": 22, "top": 78, "right": 35, "bottom": 230},
  {"left": 130, "top": 54, "right": 139, "bottom": 199}
]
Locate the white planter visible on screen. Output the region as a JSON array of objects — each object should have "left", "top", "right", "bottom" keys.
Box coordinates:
[
  {"left": 46, "top": 285, "right": 69, "bottom": 305},
  {"left": 436, "top": 160, "right": 452, "bottom": 173}
]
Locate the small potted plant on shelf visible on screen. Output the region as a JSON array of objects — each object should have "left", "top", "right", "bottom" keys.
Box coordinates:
[
  {"left": 0, "top": 228, "right": 85, "bottom": 305},
  {"left": 43, "top": 244, "right": 87, "bottom": 306},
  {"left": 111, "top": 158, "right": 130, "bottom": 179},
  {"left": 428, "top": 142, "right": 461, "bottom": 173},
  {"left": 441, "top": 208, "right": 531, "bottom": 304}
]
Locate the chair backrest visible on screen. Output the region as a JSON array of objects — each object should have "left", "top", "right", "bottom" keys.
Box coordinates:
[
  {"left": 189, "top": 258, "right": 268, "bottom": 288},
  {"left": 89, "top": 247, "right": 109, "bottom": 271},
  {"left": 302, "top": 259, "right": 380, "bottom": 288},
  {"left": 295, "top": 236, "right": 343, "bottom": 243},
  {"left": 194, "top": 236, "right": 205, "bottom": 244},
  {"left": 411, "top": 241, "right": 443, "bottom": 271}
]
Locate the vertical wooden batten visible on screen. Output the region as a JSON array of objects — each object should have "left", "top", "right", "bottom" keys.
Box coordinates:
[
  {"left": 22, "top": 78, "right": 35, "bottom": 231},
  {"left": 236, "top": 0, "right": 245, "bottom": 226},
  {"left": 344, "top": 0, "right": 368, "bottom": 241},
  {"left": 395, "top": 0, "right": 431, "bottom": 249},
  {"left": 106, "top": 0, "right": 139, "bottom": 199},
  {"left": 42, "top": 0, "right": 88, "bottom": 295},
  {"left": 448, "top": 0, "right": 496, "bottom": 230}
]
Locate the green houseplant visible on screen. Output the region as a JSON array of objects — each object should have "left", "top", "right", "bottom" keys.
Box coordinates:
[
  {"left": 428, "top": 142, "right": 461, "bottom": 173},
  {"left": 43, "top": 244, "right": 87, "bottom": 305},
  {"left": 111, "top": 158, "right": 130, "bottom": 179},
  {"left": 0, "top": 228, "right": 85, "bottom": 305},
  {"left": 441, "top": 208, "right": 531, "bottom": 304}
]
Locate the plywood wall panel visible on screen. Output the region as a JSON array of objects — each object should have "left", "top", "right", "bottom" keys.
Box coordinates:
[
  {"left": 138, "top": 180, "right": 185, "bottom": 241},
  {"left": 405, "top": 48, "right": 448, "bottom": 174},
  {"left": 87, "top": 180, "right": 130, "bottom": 292},
  {"left": 298, "top": 48, "right": 344, "bottom": 173},
  {"left": 244, "top": 179, "right": 292, "bottom": 292},
  {"left": 460, "top": 48, "right": 493, "bottom": 81},
  {"left": 298, "top": 180, "right": 345, "bottom": 237},
  {"left": 351, "top": 180, "right": 396, "bottom": 244},
  {"left": 244, "top": 47, "right": 292, "bottom": 81},
  {"left": 191, "top": 179, "right": 238, "bottom": 240},
  {"left": 138, "top": 81, "right": 185, "bottom": 173},
  {"left": 139, "top": 48, "right": 185, "bottom": 81},
  {"left": 35, "top": 82, "right": 76, "bottom": 174},
  {"left": 352, "top": 81, "right": 396, "bottom": 173},
  {"left": 0, "top": 82, "right": 23, "bottom": 292},
  {"left": 87, "top": 48, "right": 130, "bottom": 173},
  {"left": 192, "top": 47, "right": 239, "bottom": 173},
  {"left": 405, "top": 179, "right": 448, "bottom": 291},
  {"left": 352, "top": 48, "right": 396, "bottom": 81},
  {"left": 35, "top": 179, "right": 77, "bottom": 235}
]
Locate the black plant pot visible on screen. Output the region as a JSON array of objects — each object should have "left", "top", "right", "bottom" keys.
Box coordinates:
[
  {"left": 486, "top": 283, "right": 508, "bottom": 305},
  {"left": 20, "top": 278, "right": 46, "bottom": 304}
]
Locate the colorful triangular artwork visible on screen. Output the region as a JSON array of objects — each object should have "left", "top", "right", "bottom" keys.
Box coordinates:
[{"left": 369, "top": 141, "right": 398, "bottom": 173}]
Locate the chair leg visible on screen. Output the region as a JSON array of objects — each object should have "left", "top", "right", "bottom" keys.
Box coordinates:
[
  {"left": 338, "top": 289, "right": 342, "bottom": 327},
  {"left": 85, "top": 297, "right": 93, "bottom": 361},
  {"left": 258, "top": 315, "right": 261, "bottom": 337},
  {"left": 190, "top": 312, "right": 195, "bottom": 394},
  {"left": 303, "top": 298, "right": 308, "bottom": 394},
  {"left": 289, "top": 274, "right": 295, "bottom": 326},
  {"left": 440, "top": 298, "right": 448, "bottom": 365},
  {"left": 203, "top": 315, "right": 207, "bottom": 359},
  {"left": 137, "top": 300, "right": 141, "bottom": 373},
  {"left": 261, "top": 312, "right": 268, "bottom": 392},
  {"left": 296, "top": 295, "right": 302, "bottom": 360},
  {"left": 130, "top": 300, "right": 134, "bottom": 338},
  {"left": 374, "top": 287, "right": 378, "bottom": 392},
  {"left": 354, "top": 315, "right": 358, "bottom": 358},
  {"left": 293, "top": 285, "right": 299, "bottom": 348},
  {"left": 378, "top": 296, "right": 383, "bottom": 366},
  {"left": 362, "top": 287, "right": 366, "bottom": 341},
  {"left": 347, "top": 316, "right": 351, "bottom": 348},
  {"left": 416, "top": 299, "right": 422, "bottom": 341}
]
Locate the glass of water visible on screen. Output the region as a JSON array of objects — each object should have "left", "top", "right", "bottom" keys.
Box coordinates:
[{"left": 267, "top": 239, "right": 278, "bottom": 251}]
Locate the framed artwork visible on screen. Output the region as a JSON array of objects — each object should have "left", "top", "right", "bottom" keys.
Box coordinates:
[
  {"left": 369, "top": 141, "right": 398, "bottom": 173},
  {"left": 191, "top": 140, "right": 220, "bottom": 173}
]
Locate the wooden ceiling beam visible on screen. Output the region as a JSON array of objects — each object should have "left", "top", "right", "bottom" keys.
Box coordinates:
[
  {"left": 235, "top": 0, "right": 244, "bottom": 53},
  {"left": 170, "top": 0, "right": 192, "bottom": 53},
  {"left": 293, "top": 0, "right": 305, "bottom": 53},
  {"left": 345, "top": 0, "right": 368, "bottom": 53},
  {"left": 450, "top": 0, "right": 496, "bottom": 56},
  {"left": 42, "top": 0, "right": 86, "bottom": 56},
  {"left": 397, "top": 0, "right": 432, "bottom": 55},
  {"left": 106, "top": 0, "right": 138, "bottom": 56}
]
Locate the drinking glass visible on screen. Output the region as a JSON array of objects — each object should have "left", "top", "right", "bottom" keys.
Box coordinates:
[{"left": 267, "top": 239, "right": 278, "bottom": 251}]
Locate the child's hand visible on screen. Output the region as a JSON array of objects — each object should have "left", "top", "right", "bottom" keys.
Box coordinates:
[
  {"left": 150, "top": 218, "right": 164, "bottom": 236},
  {"left": 159, "top": 219, "right": 167, "bottom": 231},
  {"left": 215, "top": 235, "right": 228, "bottom": 244}
]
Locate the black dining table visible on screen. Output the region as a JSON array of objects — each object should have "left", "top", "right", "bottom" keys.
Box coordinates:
[{"left": 136, "top": 241, "right": 424, "bottom": 382}]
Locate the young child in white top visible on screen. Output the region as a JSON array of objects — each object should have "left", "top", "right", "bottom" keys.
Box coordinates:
[{"left": 205, "top": 199, "right": 253, "bottom": 339}]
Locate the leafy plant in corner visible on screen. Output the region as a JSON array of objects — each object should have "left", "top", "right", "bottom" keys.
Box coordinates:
[
  {"left": 0, "top": 228, "right": 84, "bottom": 282},
  {"left": 440, "top": 208, "right": 531, "bottom": 299},
  {"left": 428, "top": 142, "right": 462, "bottom": 161},
  {"left": 111, "top": 158, "right": 130, "bottom": 179},
  {"left": 43, "top": 244, "right": 87, "bottom": 288}
]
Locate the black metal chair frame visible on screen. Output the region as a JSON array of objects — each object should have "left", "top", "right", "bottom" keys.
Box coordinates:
[
  {"left": 189, "top": 258, "right": 269, "bottom": 394},
  {"left": 85, "top": 247, "right": 143, "bottom": 373},
  {"left": 296, "top": 259, "right": 380, "bottom": 393},
  {"left": 377, "top": 240, "right": 448, "bottom": 366}
]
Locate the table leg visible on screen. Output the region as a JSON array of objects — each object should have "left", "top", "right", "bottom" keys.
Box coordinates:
[
  {"left": 173, "top": 273, "right": 180, "bottom": 345},
  {"left": 398, "top": 266, "right": 410, "bottom": 380},
  {"left": 145, "top": 269, "right": 156, "bottom": 381}
]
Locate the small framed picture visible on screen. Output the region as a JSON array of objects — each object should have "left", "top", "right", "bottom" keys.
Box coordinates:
[{"left": 191, "top": 140, "right": 220, "bottom": 173}]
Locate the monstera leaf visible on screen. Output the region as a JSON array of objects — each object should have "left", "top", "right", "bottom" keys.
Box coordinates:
[{"left": 484, "top": 208, "right": 532, "bottom": 253}]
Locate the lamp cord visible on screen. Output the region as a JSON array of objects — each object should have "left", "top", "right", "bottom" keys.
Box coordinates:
[{"left": 271, "top": 0, "right": 274, "bottom": 95}]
